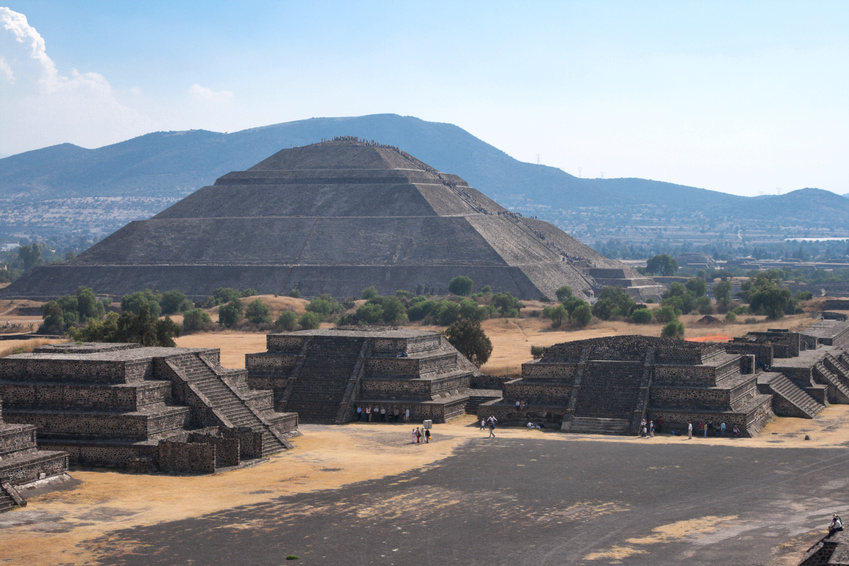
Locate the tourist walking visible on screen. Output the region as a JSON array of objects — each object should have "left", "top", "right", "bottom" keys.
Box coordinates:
[
  {"left": 732, "top": 425, "right": 740, "bottom": 438},
  {"left": 687, "top": 422, "right": 693, "bottom": 439},
  {"left": 405, "top": 407, "right": 410, "bottom": 423},
  {"left": 415, "top": 427, "right": 421, "bottom": 443},
  {"left": 480, "top": 418, "right": 486, "bottom": 431},
  {"left": 356, "top": 406, "right": 362, "bottom": 421},
  {"left": 649, "top": 420, "right": 655, "bottom": 437},
  {"left": 411, "top": 428, "right": 417, "bottom": 444},
  {"left": 366, "top": 406, "right": 371, "bottom": 422},
  {"left": 424, "top": 428, "right": 431, "bottom": 443},
  {"left": 488, "top": 420, "right": 496, "bottom": 438}
]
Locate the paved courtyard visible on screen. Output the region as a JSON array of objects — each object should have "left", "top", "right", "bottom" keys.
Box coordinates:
[{"left": 86, "top": 436, "right": 848, "bottom": 565}]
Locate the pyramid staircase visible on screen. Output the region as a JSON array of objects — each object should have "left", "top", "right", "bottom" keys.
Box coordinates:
[
  {"left": 813, "top": 361, "right": 849, "bottom": 403},
  {"left": 761, "top": 372, "right": 825, "bottom": 418},
  {"left": 164, "top": 353, "right": 291, "bottom": 456},
  {"left": 285, "top": 337, "right": 366, "bottom": 423}
]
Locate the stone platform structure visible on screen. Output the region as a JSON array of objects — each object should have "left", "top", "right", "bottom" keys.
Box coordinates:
[
  {"left": 1, "top": 138, "right": 662, "bottom": 302},
  {"left": 478, "top": 335, "right": 774, "bottom": 437},
  {"left": 246, "top": 329, "right": 479, "bottom": 424},
  {"left": 0, "top": 397, "right": 69, "bottom": 513},
  {"left": 0, "top": 343, "right": 298, "bottom": 474}
]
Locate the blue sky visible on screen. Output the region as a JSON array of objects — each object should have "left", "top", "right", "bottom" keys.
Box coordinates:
[{"left": 1, "top": 1, "right": 847, "bottom": 197}]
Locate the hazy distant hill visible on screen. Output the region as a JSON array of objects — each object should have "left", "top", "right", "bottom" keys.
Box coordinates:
[{"left": 0, "top": 114, "right": 846, "bottom": 245}]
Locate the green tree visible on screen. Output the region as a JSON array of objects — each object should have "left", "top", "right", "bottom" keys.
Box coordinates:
[
  {"left": 654, "top": 305, "right": 678, "bottom": 323},
  {"left": 160, "top": 290, "right": 192, "bottom": 314},
  {"left": 570, "top": 303, "right": 593, "bottom": 327},
  {"left": 361, "top": 286, "right": 379, "bottom": 300},
  {"left": 75, "top": 286, "right": 105, "bottom": 323},
  {"left": 210, "top": 287, "right": 242, "bottom": 306},
  {"left": 592, "top": 287, "right": 635, "bottom": 320},
  {"left": 645, "top": 254, "right": 679, "bottom": 276},
  {"left": 245, "top": 298, "right": 272, "bottom": 324},
  {"left": 182, "top": 308, "right": 214, "bottom": 333},
  {"left": 491, "top": 292, "right": 523, "bottom": 317},
  {"left": 661, "top": 319, "right": 685, "bottom": 338},
  {"left": 306, "top": 294, "right": 344, "bottom": 318},
  {"left": 16, "top": 243, "right": 42, "bottom": 272},
  {"left": 274, "top": 310, "right": 298, "bottom": 331},
  {"left": 749, "top": 283, "right": 793, "bottom": 319},
  {"left": 40, "top": 301, "right": 65, "bottom": 333},
  {"left": 530, "top": 345, "right": 545, "bottom": 359},
  {"left": 298, "top": 311, "right": 323, "bottom": 330},
  {"left": 448, "top": 275, "right": 474, "bottom": 296},
  {"left": 121, "top": 289, "right": 162, "bottom": 318},
  {"left": 435, "top": 300, "right": 461, "bottom": 326},
  {"left": 356, "top": 302, "right": 384, "bottom": 324},
  {"left": 218, "top": 299, "right": 244, "bottom": 328},
  {"left": 444, "top": 319, "right": 492, "bottom": 367},
  {"left": 712, "top": 280, "right": 732, "bottom": 307},
  {"left": 543, "top": 304, "right": 569, "bottom": 327},
  {"left": 555, "top": 286, "right": 574, "bottom": 302},
  {"left": 685, "top": 277, "right": 707, "bottom": 297}
]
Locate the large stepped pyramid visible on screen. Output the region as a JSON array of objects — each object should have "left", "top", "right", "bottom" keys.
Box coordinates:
[{"left": 1, "top": 138, "right": 662, "bottom": 302}]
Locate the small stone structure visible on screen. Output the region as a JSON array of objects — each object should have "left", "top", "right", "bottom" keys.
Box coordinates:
[
  {"left": 799, "top": 531, "right": 849, "bottom": 565},
  {"left": 0, "top": 397, "right": 69, "bottom": 512},
  {"left": 246, "top": 329, "right": 480, "bottom": 423},
  {"left": 479, "top": 335, "right": 772, "bottom": 436},
  {"left": 0, "top": 343, "right": 298, "bottom": 473},
  {"left": 479, "top": 320, "right": 849, "bottom": 436}
]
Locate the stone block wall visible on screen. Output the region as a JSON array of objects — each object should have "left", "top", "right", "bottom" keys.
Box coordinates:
[
  {"left": 158, "top": 439, "right": 216, "bottom": 474},
  {"left": 0, "top": 382, "right": 170, "bottom": 412},
  {"left": 0, "top": 452, "right": 69, "bottom": 485},
  {"left": 244, "top": 352, "right": 299, "bottom": 373},
  {"left": 727, "top": 342, "right": 773, "bottom": 368},
  {"left": 267, "top": 335, "right": 308, "bottom": 353},
  {"left": 0, "top": 425, "right": 37, "bottom": 456},
  {"left": 521, "top": 362, "right": 578, "bottom": 380}
]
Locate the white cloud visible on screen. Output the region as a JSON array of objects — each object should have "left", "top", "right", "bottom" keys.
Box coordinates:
[
  {"left": 0, "top": 7, "right": 154, "bottom": 155},
  {"left": 188, "top": 83, "right": 235, "bottom": 104}
]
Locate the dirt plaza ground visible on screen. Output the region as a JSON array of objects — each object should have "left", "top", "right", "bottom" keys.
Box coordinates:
[{"left": 1, "top": 408, "right": 848, "bottom": 565}]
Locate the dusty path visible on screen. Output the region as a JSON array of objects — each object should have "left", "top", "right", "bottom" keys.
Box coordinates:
[{"left": 1, "top": 408, "right": 847, "bottom": 565}]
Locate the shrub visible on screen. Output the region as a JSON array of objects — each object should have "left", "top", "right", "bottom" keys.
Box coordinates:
[
  {"left": 288, "top": 288, "right": 301, "bottom": 298},
  {"left": 570, "top": 303, "right": 593, "bottom": 327},
  {"left": 725, "top": 312, "right": 737, "bottom": 323},
  {"left": 210, "top": 287, "right": 242, "bottom": 306},
  {"left": 448, "top": 275, "right": 474, "bottom": 296},
  {"left": 306, "top": 295, "right": 344, "bottom": 318},
  {"left": 361, "top": 286, "right": 379, "bottom": 300},
  {"left": 661, "top": 319, "right": 685, "bottom": 338},
  {"left": 491, "top": 292, "right": 523, "bottom": 317},
  {"left": 298, "top": 311, "right": 323, "bottom": 330},
  {"left": 795, "top": 290, "right": 813, "bottom": 301},
  {"left": 555, "top": 286, "right": 574, "bottom": 302},
  {"left": 245, "top": 298, "right": 272, "bottom": 324},
  {"left": 182, "top": 308, "right": 214, "bottom": 333},
  {"left": 654, "top": 305, "right": 678, "bottom": 323},
  {"left": 275, "top": 310, "right": 298, "bottom": 331},
  {"left": 356, "top": 303, "right": 384, "bottom": 324},
  {"left": 630, "top": 308, "right": 653, "bottom": 324},
  {"left": 530, "top": 345, "right": 545, "bottom": 359}
]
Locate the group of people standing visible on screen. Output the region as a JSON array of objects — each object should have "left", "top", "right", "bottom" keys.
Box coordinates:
[
  {"left": 411, "top": 427, "right": 431, "bottom": 444},
  {"left": 356, "top": 405, "right": 410, "bottom": 423},
  {"left": 640, "top": 418, "right": 741, "bottom": 438}
]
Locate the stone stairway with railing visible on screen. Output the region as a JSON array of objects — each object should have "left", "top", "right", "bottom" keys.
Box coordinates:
[
  {"left": 285, "top": 337, "right": 365, "bottom": 423},
  {"left": 761, "top": 372, "right": 825, "bottom": 418},
  {"left": 813, "top": 361, "right": 849, "bottom": 403},
  {"left": 0, "top": 483, "right": 18, "bottom": 513},
  {"left": 165, "top": 353, "right": 290, "bottom": 456}
]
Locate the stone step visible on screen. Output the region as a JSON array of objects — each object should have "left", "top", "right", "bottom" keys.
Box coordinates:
[
  {"left": 767, "top": 374, "right": 824, "bottom": 418},
  {"left": 568, "top": 417, "right": 631, "bottom": 435}
]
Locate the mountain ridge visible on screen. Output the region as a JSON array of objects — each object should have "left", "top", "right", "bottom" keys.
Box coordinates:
[{"left": 0, "top": 114, "right": 846, "bottom": 244}]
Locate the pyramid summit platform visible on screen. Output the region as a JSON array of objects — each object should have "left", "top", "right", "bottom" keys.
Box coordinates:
[{"left": 2, "top": 138, "right": 662, "bottom": 301}]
